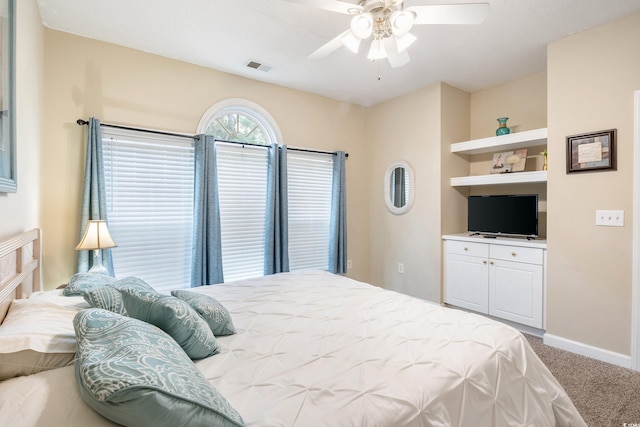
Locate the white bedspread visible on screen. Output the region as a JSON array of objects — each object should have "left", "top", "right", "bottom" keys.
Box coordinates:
[{"left": 0, "top": 270, "right": 585, "bottom": 426}]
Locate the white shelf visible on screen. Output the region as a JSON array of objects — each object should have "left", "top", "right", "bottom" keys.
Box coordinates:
[
  {"left": 451, "top": 128, "right": 548, "bottom": 155},
  {"left": 451, "top": 171, "right": 547, "bottom": 187},
  {"left": 449, "top": 127, "right": 548, "bottom": 187}
]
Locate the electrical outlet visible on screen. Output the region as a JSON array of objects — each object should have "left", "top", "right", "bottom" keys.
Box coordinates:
[
  {"left": 595, "top": 210, "right": 624, "bottom": 227},
  {"left": 347, "top": 259, "right": 352, "bottom": 269},
  {"left": 398, "top": 263, "right": 404, "bottom": 274}
]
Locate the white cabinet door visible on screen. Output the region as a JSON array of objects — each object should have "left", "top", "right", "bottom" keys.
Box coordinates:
[
  {"left": 445, "top": 253, "right": 489, "bottom": 313},
  {"left": 489, "top": 259, "right": 543, "bottom": 328}
]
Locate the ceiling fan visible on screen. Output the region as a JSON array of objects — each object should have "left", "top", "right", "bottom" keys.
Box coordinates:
[{"left": 287, "top": 0, "right": 489, "bottom": 68}]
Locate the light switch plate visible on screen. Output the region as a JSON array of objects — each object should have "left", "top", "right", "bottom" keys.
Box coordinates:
[{"left": 595, "top": 210, "right": 624, "bottom": 227}]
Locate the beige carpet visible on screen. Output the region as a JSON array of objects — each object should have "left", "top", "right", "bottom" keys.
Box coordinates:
[{"left": 525, "top": 334, "right": 640, "bottom": 426}]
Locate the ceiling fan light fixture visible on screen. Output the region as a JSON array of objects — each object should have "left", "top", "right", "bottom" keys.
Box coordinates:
[
  {"left": 300, "top": 0, "right": 487, "bottom": 69},
  {"left": 390, "top": 10, "right": 415, "bottom": 36},
  {"left": 350, "top": 13, "right": 373, "bottom": 39},
  {"left": 395, "top": 32, "right": 417, "bottom": 52},
  {"left": 341, "top": 31, "right": 361, "bottom": 53},
  {"left": 367, "top": 38, "right": 387, "bottom": 61}
]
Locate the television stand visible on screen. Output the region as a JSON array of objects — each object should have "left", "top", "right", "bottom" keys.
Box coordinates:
[{"left": 442, "top": 233, "right": 547, "bottom": 330}]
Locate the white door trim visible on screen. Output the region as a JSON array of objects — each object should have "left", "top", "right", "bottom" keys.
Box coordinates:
[{"left": 633, "top": 89, "right": 640, "bottom": 370}]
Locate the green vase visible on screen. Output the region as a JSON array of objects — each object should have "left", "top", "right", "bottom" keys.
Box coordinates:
[{"left": 496, "top": 117, "right": 510, "bottom": 136}]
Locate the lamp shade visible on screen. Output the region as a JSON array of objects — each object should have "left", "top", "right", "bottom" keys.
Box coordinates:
[
  {"left": 367, "top": 39, "right": 387, "bottom": 60},
  {"left": 390, "top": 10, "right": 415, "bottom": 36},
  {"left": 350, "top": 13, "right": 373, "bottom": 39},
  {"left": 76, "top": 220, "right": 117, "bottom": 250}
]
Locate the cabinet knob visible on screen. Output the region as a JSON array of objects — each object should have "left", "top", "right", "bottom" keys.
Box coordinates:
[
  {"left": 490, "top": 261, "right": 494, "bottom": 265},
  {"left": 511, "top": 252, "right": 517, "bottom": 257},
  {"left": 464, "top": 247, "right": 468, "bottom": 251},
  {"left": 483, "top": 260, "right": 487, "bottom": 264}
]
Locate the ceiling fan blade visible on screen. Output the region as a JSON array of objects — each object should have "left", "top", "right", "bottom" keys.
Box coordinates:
[
  {"left": 383, "top": 37, "right": 411, "bottom": 68},
  {"left": 408, "top": 3, "right": 490, "bottom": 25},
  {"left": 387, "top": 48, "right": 410, "bottom": 68},
  {"left": 282, "top": 0, "right": 362, "bottom": 15},
  {"left": 308, "top": 30, "right": 351, "bottom": 60}
]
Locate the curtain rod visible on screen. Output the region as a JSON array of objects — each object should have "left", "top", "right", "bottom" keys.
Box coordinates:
[
  {"left": 76, "top": 119, "right": 198, "bottom": 140},
  {"left": 214, "top": 138, "right": 349, "bottom": 158},
  {"left": 77, "top": 119, "right": 348, "bottom": 158}
]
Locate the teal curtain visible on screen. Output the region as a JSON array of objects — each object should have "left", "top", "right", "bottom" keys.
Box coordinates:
[
  {"left": 329, "top": 152, "right": 347, "bottom": 274},
  {"left": 264, "top": 144, "right": 289, "bottom": 275},
  {"left": 192, "top": 135, "right": 224, "bottom": 286},
  {"left": 78, "top": 117, "right": 115, "bottom": 275}
]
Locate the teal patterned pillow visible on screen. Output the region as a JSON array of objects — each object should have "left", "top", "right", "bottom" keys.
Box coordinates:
[
  {"left": 73, "top": 309, "right": 244, "bottom": 427},
  {"left": 63, "top": 273, "right": 116, "bottom": 296},
  {"left": 80, "top": 277, "right": 153, "bottom": 315},
  {"left": 82, "top": 286, "right": 127, "bottom": 315},
  {"left": 108, "top": 276, "right": 155, "bottom": 293},
  {"left": 121, "top": 290, "right": 218, "bottom": 360},
  {"left": 171, "top": 290, "right": 236, "bottom": 336}
]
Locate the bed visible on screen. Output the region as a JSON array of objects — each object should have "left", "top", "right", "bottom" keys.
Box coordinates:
[{"left": 0, "top": 229, "right": 586, "bottom": 426}]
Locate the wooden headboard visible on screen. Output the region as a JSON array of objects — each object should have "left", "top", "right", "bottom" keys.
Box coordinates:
[{"left": 0, "top": 229, "right": 41, "bottom": 312}]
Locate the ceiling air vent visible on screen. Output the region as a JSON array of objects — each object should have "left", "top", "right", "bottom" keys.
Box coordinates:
[{"left": 246, "top": 61, "right": 272, "bottom": 72}]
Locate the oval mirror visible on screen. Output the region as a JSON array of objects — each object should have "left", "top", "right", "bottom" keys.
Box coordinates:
[{"left": 384, "top": 160, "right": 415, "bottom": 215}]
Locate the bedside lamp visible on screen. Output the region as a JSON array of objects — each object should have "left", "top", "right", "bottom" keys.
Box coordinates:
[{"left": 76, "top": 220, "right": 117, "bottom": 274}]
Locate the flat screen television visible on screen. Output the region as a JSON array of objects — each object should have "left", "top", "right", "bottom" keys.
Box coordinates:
[{"left": 467, "top": 194, "right": 538, "bottom": 238}]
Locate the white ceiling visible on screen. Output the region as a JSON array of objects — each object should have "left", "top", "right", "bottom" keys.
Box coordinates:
[{"left": 36, "top": 0, "right": 640, "bottom": 107}]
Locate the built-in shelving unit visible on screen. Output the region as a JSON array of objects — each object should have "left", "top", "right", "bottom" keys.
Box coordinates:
[{"left": 450, "top": 128, "right": 548, "bottom": 187}]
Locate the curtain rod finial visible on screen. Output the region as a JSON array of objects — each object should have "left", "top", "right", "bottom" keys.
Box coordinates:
[{"left": 77, "top": 119, "right": 88, "bottom": 126}]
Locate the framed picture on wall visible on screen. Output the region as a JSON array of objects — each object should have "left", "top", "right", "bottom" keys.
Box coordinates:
[
  {"left": 0, "top": 0, "right": 16, "bottom": 193},
  {"left": 566, "top": 129, "right": 616, "bottom": 174}
]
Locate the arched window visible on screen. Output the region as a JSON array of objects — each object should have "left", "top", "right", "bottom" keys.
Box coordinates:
[
  {"left": 198, "top": 100, "right": 282, "bottom": 282},
  {"left": 197, "top": 98, "right": 282, "bottom": 144},
  {"left": 198, "top": 99, "right": 334, "bottom": 282}
]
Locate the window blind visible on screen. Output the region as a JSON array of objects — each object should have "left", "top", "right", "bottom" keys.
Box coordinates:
[
  {"left": 287, "top": 151, "right": 333, "bottom": 271},
  {"left": 102, "top": 128, "right": 195, "bottom": 291},
  {"left": 216, "top": 143, "right": 268, "bottom": 282},
  {"left": 102, "top": 129, "right": 336, "bottom": 286}
]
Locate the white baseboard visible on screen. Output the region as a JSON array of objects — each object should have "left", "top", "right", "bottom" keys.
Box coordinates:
[{"left": 543, "top": 333, "right": 633, "bottom": 370}]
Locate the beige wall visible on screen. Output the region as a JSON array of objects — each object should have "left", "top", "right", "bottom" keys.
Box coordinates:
[
  {"left": 366, "top": 83, "right": 441, "bottom": 299},
  {"left": 471, "top": 72, "right": 548, "bottom": 138},
  {"left": 440, "top": 84, "right": 471, "bottom": 239},
  {"left": 0, "top": 0, "right": 43, "bottom": 241},
  {"left": 468, "top": 72, "right": 548, "bottom": 178},
  {"left": 365, "top": 82, "right": 469, "bottom": 302},
  {"left": 547, "top": 12, "right": 640, "bottom": 355},
  {"left": 42, "top": 30, "right": 369, "bottom": 289}
]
